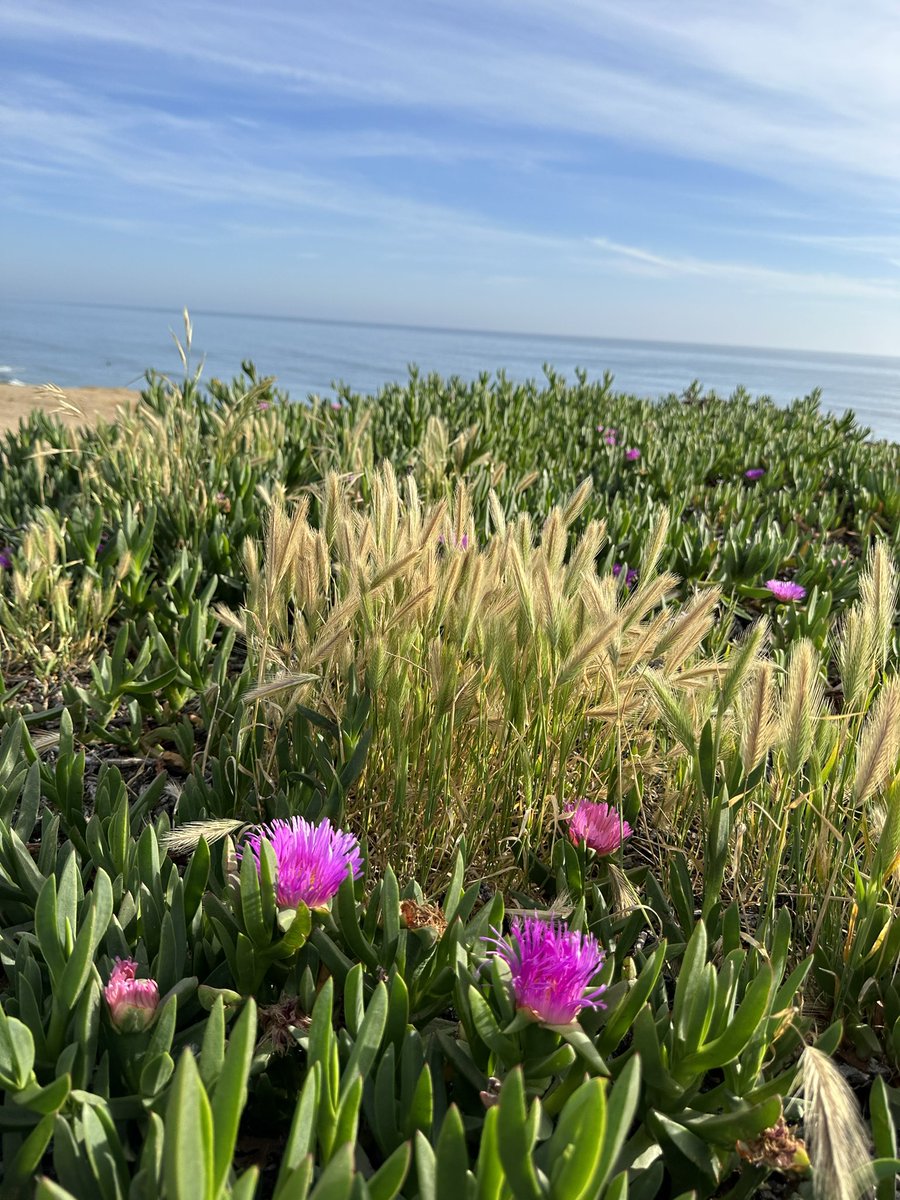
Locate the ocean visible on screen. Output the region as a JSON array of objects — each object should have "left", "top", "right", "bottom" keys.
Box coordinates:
[{"left": 2, "top": 300, "right": 900, "bottom": 441}]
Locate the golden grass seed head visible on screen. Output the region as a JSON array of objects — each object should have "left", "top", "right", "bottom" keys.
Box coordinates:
[
  {"left": 852, "top": 676, "right": 900, "bottom": 806},
  {"left": 779, "top": 638, "right": 826, "bottom": 777}
]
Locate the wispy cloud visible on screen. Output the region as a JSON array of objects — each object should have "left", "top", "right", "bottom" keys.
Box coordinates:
[
  {"left": 7, "top": 0, "right": 900, "bottom": 194},
  {"left": 591, "top": 238, "right": 900, "bottom": 300},
  {"left": 3, "top": 0, "right": 900, "bottom": 349}
]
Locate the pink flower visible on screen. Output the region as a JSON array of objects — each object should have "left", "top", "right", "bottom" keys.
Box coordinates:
[
  {"left": 625, "top": 448, "right": 641, "bottom": 461},
  {"left": 258, "top": 401, "right": 270, "bottom": 411},
  {"left": 331, "top": 400, "right": 343, "bottom": 410},
  {"left": 104, "top": 958, "right": 159, "bottom": 1032},
  {"left": 242, "top": 817, "right": 362, "bottom": 910},
  {"left": 437, "top": 533, "right": 471, "bottom": 551},
  {"left": 765, "top": 579, "right": 806, "bottom": 602},
  {"left": 485, "top": 916, "right": 606, "bottom": 1026},
  {"left": 604, "top": 434, "right": 618, "bottom": 446},
  {"left": 566, "top": 799, "right": 631, "bottom": 856}
]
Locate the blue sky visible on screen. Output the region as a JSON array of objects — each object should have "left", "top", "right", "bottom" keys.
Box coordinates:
[{"left": 3, "top": 0, "right": 900, "bottom": 352}]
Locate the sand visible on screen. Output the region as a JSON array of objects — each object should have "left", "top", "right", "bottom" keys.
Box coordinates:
[{"left": 0, "top": 384, "right": 140, "bottom": 434}]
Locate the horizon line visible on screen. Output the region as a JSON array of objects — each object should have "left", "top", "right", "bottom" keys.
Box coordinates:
[{"left": 12, "top": 297, "right": 900, "bottom": 367}]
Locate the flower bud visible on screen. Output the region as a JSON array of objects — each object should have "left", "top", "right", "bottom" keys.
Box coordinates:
[{"left": 104, "top": 958, "right": 160, "bottom": 1032}]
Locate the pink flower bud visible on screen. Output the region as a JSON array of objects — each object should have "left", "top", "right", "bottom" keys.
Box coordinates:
[{"left": 104, "top": 958, "right": 160, "bottom": 1032}]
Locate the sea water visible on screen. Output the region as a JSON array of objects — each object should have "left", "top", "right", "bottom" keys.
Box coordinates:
[{"left": 2, "top": 300, "right": 899, "bottom": 441}]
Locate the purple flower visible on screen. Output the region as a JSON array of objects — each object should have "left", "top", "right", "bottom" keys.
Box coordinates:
[
  {"left": 438, "top": 532, "right": 471, "bottom": 551},
  {"left": 242, "top": 816, "right": 362, "bottom": 910},
  {"left": 614, "top": 563, "right": 638, "bottom": 587},
  {"left": 104, "top": 958, "right": 159, "bottom": 1032},
  {"left": 484, "top": 916, "right": 606, "bottom": 1026},
  {"left": 765, "top": 579, "right": 806, "bottom": 602},
  {"left": 625, "top": 448, "right": 641, "bottom": 461},
  {"left": 604, "top": 434, "right": 618, "bottom": 446},
  {"left": 258, "top": 401, "right": 270, "bottom": 411},
  {"left": 0, "top": 547, "right": 12, "bottom": 570},
  {"left": 566, "top": 799, "right": 632, "bottom": 856},
  {"left": 744, "top": 468, "right": 765, "bottom": 480}
]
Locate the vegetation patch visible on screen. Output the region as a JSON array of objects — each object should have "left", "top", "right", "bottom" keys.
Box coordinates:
[{"left": 1, "top": 355, "right": 899, "bottom": 1198}]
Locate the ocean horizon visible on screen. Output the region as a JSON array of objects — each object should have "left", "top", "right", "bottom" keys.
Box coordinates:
[{"left": 3, "top": 299, "right": 900, "bottom": 441}]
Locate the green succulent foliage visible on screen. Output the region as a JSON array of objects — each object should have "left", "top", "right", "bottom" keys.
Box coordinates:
[
  {"left": 0, "top": 719, "right": 840, "bottom": 1198},
  {"left": 1, "top": 362, "right": 896, "bottom": 1196}
]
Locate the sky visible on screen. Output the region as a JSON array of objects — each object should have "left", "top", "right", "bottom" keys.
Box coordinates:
[{"left": 3, "top": 1, "right": 900, "bottom": 353}]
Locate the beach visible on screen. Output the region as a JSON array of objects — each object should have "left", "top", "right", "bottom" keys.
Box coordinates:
[{"left": 0, "top": 383, "right": 139, "bottom": 433}]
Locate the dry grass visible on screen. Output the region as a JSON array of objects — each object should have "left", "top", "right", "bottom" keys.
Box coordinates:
[{"left": 222, "top": 465, "right": 719, "bottom": 881}]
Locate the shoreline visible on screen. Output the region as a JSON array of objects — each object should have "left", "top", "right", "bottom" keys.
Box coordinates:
[{"left": 0, "top": 384, "right": 140, "bottom": 433}]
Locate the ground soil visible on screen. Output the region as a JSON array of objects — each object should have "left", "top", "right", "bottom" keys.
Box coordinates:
[{"left": 0, "top": 384, "right": 139, "bottom": 433}]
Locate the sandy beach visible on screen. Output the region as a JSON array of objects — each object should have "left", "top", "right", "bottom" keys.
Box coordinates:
[{"left": 0, "top": 384, "right": 139, "bottom": 433}]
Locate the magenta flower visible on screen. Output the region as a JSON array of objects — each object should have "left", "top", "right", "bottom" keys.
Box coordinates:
[
  {"left": 0, "top": 547, "right": 12, "bottom": 570},
  {"left": 485, "top": 916, "right": 606, "bottom": 1025},
  {"left": 243, "top": 816, "right": 362, "bottom": 910},
  {"left": 437, "top": 533, "right": 470, "bottom": 551},
  {"left": 744, "top": 468, "right": 765, "bottom": 480},
  {"left": 605, "top": 434, "right": 618, "bottom": 446},
  {"left": 566, "top": 799, "right": 631, "bottom": 856},
  {"left": 625, "top": 448, "right": 641, "bottom": 461},
  {"left": 104, "top": 958, "right": 159, "bottom": 1032},
  {"left": 765, "top": 579, "right": 806, "bottom": 602}
]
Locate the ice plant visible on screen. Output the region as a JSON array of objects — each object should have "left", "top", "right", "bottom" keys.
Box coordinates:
[
  {"left": 566, "top": 798, "right": 631, "bottom": 856},
  {"left": 745, "top": 467, "right": 766, "bottom": 480},
  {"left": 104, "top": 958, "right": 159, "bottom": 1032},
  {"left": 0, "top": 547, "right": 12, "bottom": 569},
  {"left": 243, "top": 816, "right": 362, "bottom": 910},
  {"left": 485, "top": 915, "right": 606, "bottom": 1025},
  {"left": 765, "top": 579, "right": 806, "bottom": 602},
  {"left": 614, "top": 563, "right": 639, "bottom": 588},
  {"left": 625, "top": 448, "right": 641, "bottom": 461},
  {"left": 604, "top": 433, "right": 618, "bottom": 446}
]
